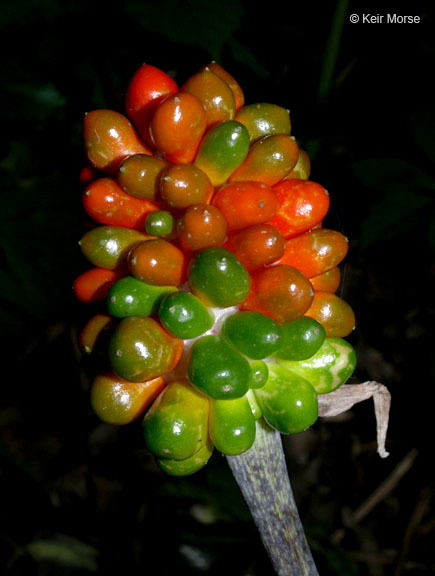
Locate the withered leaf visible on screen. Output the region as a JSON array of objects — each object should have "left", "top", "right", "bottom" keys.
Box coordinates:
[{"left": 318, "top": 381, "right": 391, "bottom": 458}]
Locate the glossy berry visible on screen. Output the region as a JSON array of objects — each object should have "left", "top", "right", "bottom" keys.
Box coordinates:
[
  {"left": 90, "top": 372, "right": 165, "bottom": 425},
  {"left": 117, "top": 154, "right": 169, "bottom": 201},
  {"left": 278, "top": 337, "right": 357, "bottom": 394},
  {"left": 235, "top": 102, "right": 291, "bottom": 142},
  {"left": 125, "top": 63, "right": 178, "bottom": 147},
  {"left": 83, "top": 109, "right": 151, "bottom": 174},
  {"left": 188, "top": 247, "right": 251, "bottom": 308},
  {"left": 225, "top": 223, "right": 286, "bottom": 271},
  {"left": 222, "top": 311, "right": 282, "bottom": 359},
  {"left": 142, "top": 380, "right": 209, "bottom": 460},
  {"left": 73, "top": 267, "right": 123, "bottom": 303},
  {"left": 145, "top": 210, "right": 176, "bottom": 237},
  {"left": 106, "top": 276, "right": 175, "bottom": 318},
  {"left": 177, "top": 204, "right": 227, "bottom": 252},
  {"left": 309, "top": 266, "right": 341, "bottom": 293},
  {"left": 150, "top": 92, "right": 207, "bottom": 164},
  {"left": 83, "top": 177, "right": 160, "bottom": 229},
  {"left": 181, "top": 66, "right": 236, "bottom": 127},
  {"left": 276, "top": 228, "right": 349, "bottom": 277},
  {"left": 229, "top": 134, "right": 299, "bottom": 185},
  {"left": 160, "top": 164, "right": 214, "bottom": 209},
  {"left": 209, "top": 396, "right": 256, "bottom": 455},
  {"left": 158, "top": 291, "right": 215, "bottom": 339},
  {"left": 274, "top": 316, "right": 326, "bottom": 361},
  {"left": 284, "top": 149, "right": 311, "bottom": 180},
  {"left": 206, "top": 61, "right": 244, "bottom": 110},
  {"left": 247, "top": 360, "right": 269, "bottom": 389},
  {"left": 188, "top": 334, "right": 251, "bottom": 399},
  {"left": 194, "top": 120, "right": 250, "bottom": 186},
  {"left": 268, "top": 179, "right": 330, "bottom": 239},
  {"left": 305, "top": 292, "right": 355, "bottom": 337},
  {"left": 240, "top": 265, "right": 314, "bottom": 323},
  {"left": 79, "top": 226, "right": 150, "bottom": 270},
  {"left": 78, "top": 313, "right": 113, "bottom": 356},
  {"left": 128, "top": 238, "right": 187, "bottom": 286},
  {"left": 254, "top": 363, "right": 318, "bottom": 434},
  {"left": 156, "top": 436, "right": 214, "bottom": 477},
  {"left": 212, "top": 181, "right": 279, "bottom": 232},
  {"left": 108, "top": 316, "right": 183, "bottom": 383}
]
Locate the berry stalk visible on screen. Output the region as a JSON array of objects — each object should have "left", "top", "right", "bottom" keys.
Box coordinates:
[{"left": 227, "top": 419, "right": 319, "bottom": 576}]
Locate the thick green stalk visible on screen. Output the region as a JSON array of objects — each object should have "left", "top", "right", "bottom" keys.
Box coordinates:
[{"left": 226, "top": 419, "right": 319, "bottom": 576}]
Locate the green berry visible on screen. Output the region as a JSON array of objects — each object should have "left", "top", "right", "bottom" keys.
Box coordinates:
[
  {"left": 278, "top": 337, "right": 357, "bottom": 394},
  {"left": 222, "top": 311, "right": 282, "bottom": 359},
  {"left": 194, "top": 120, "right": 250, "bottom": 186},
  {"left": 156, "top": 436, "right": 214, "bottom": 476},
  {"left": 254, "top": 363, "right": 318, "bottom": 434},
  {"left": 145, "top": 210, "right": 175, "bottom": 237},
  {"left": 106, "top": 276, "right": 175, "bottom": 318},
  {"left": 107, "top": 316, "right": 182, "bottom": 382},
  {"left": 188, "top": 246, "right": 251, "bottom": 308},
  {"left": 188, "top": 334, "right": 251, "bottom": 399},
  {"left": 248, "top": 359, "right": 269, "bottom": 389},
  {"left": 209, "top": 395, "right": 256, "bottom": 456},
  {"left": 274, "top": 316, "right": 326, "bottom": 361},
  {"left": 158, "top": 291, "right": 215, "bottom": 339},
  {"left": 142, "top": 380, "right": 209, "bottom": 461}
]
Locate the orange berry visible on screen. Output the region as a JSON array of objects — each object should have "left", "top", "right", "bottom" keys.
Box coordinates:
[
  {"left": 240, "top": 265, "right": 314, "bottom": 323},
  {"left": 177, "top": 204, "right": 227, "bottom": 252},
  {"left": 73, "top": 267, "right": 124, "bottom": 303},
  {"left": 212, "top": 181, "right": 279, "bottom": 231},
  {"left": 305, "top": 292, "right": 355, "bottom": 337},
  {"left": 125, "top": 63, "right": 178, "bottom": 147},
  {"left": 118, "top": 154, "right": 169, "bottom": 201},
  {"left": 275, "top": 228, "right": 349, "bottom": 277},
  {"left": 78, "top": 313, "right": 114, "bottom": 356},
  {"left": 235, "top": 103, "right": 291, "bottom": 142},
  {"left": 268, "top": 179, "right": 330, "bottom": 239},
  {"left": 228, "top": 134, "right": 299, "bottom": 186},
  {"left": 160, "top": 164, "right": 214, "bottom": 209},
  {"left": 206, "top": 61, "right": 244, "bottom": 110},
  {"left": 83, "top": 177, "right": 160, "bottom": 228},
  {"left": 83, "top": 109, "right": 151, "bottom": 175},
  {"left": 225, "top": 224, "right": 286, "bottom": 271},
  {"left": 284, "top": 149, "right": 311, "bottom": 180},
  {"left": 309, "top": 266, "right": 341, "bottom": 293},
  {"left": 181, "top": 66, "right": 236, "bottom": 127},
  {"left": 90, "top": 372, "right": 166, "bottom": 425},
  {"left": 150, "top": 92, "right": 207, "bottom": 164},
  {"left": 128, "top": 238, "right": 187, "bottom": 286}
]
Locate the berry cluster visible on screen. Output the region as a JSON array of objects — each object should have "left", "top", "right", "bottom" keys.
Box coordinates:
[{"left": 74, "top": 62, "right": 356, "bottom": 476}]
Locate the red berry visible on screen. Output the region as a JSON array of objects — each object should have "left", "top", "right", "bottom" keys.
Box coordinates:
[
  {"left": 83, "top": 109, "right": 151, "bottom": 175},
  {"left": 125, "top": 63, "right": 178, "bottom": 147},
  {"left": 150, "top": 92, "right": 207, "bottom": 164},
  {"left": 240, "top": 265, "right": 314, "bottom": 323},
  {"left": 177, "top": 204, "right": 227, "bottom": 252},
  {"left": 268, "top": 179, "right": 330, "bottom": 239},
  {"left": 212, "top": 181, "right": 279, "bottom": 231},
  {"left": 225, "top": 224, "right": 286, "bottom": 271},
  {"left": 128, "top": 238, "right": 188, "bottom": 286}
]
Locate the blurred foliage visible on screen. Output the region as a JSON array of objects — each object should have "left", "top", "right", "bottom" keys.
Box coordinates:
[{"left": 0, "top": 0, "right": 434, "bottom": 575}]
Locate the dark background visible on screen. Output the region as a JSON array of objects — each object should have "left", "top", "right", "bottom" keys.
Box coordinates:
[{"left": 0, "top": 0, "right": 434, "bottom": 574}]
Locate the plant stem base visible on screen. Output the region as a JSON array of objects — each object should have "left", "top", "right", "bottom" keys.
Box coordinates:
[{"left": 226, "top": 419, "right": 319, "bottom": 576}]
